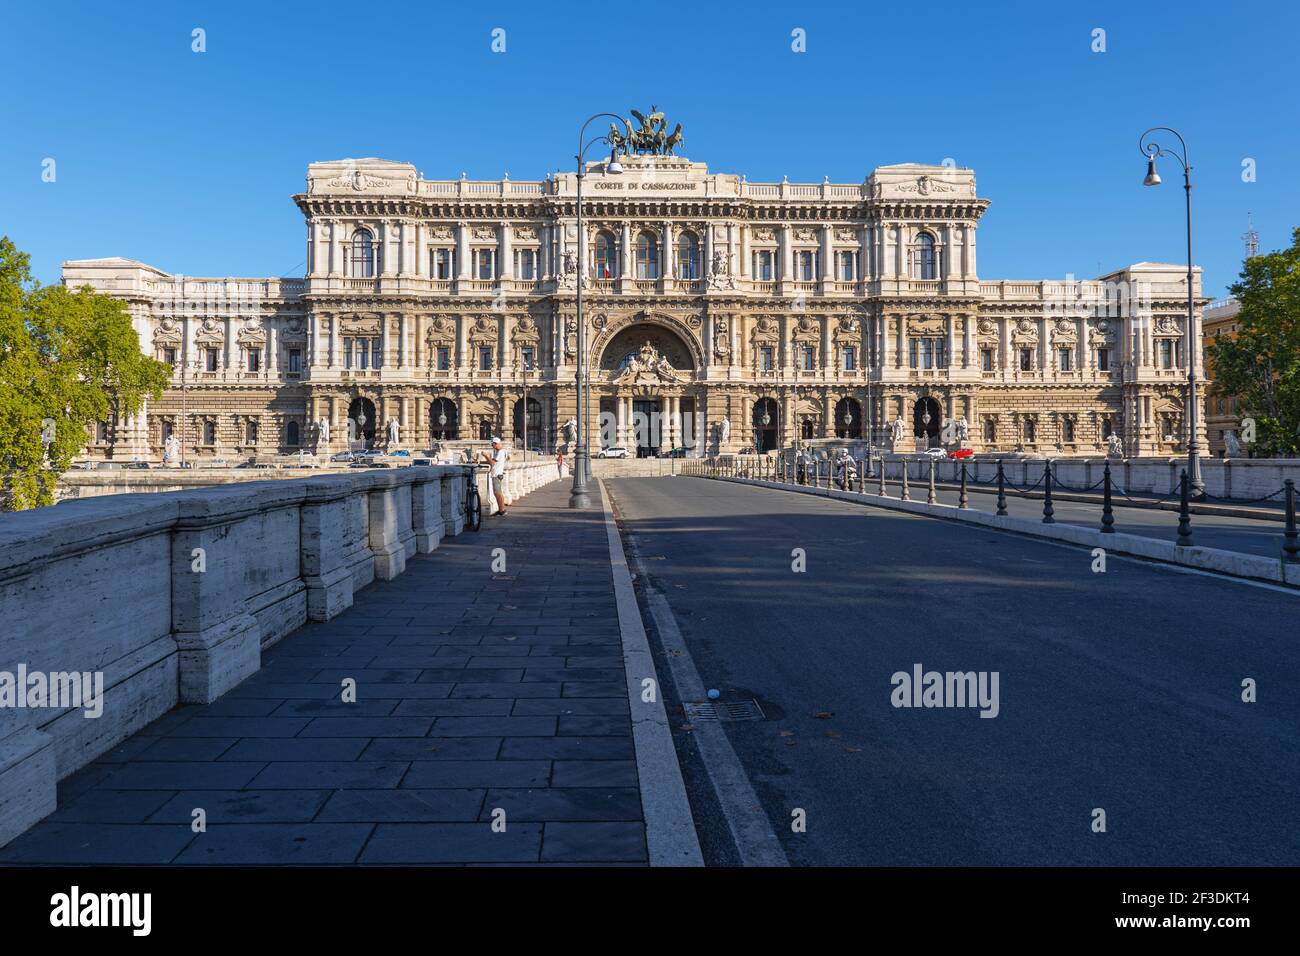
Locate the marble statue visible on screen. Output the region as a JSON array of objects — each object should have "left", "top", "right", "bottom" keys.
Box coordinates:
[
  {"left": 387, "top": 418, "right": 400, "bottom": 447},
  {"left": 718, "top": 417, "right": 731, "bottom": 446},
  {"left": 316, "top": 417, "right": 330, "bottom": 450},
  {"left": 163, "top": 434, "right": 180, "bottom": 465},
  {"left": 890, "top": 416, "right": 906, "bottom": 445},
  {"left": 563, "top": 417, "right": 578, "bottom": 445},
  {"left": 1224, "top": 430, "right": 1242, "bottom": 458},
  {"left": 956, "top": 416, "right": 969, "bottom": 442},
  {"left": 1106, "top": 433, "right": 1123, "bottom": 458}
]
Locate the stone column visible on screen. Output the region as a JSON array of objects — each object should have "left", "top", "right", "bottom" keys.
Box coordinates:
[
  {"left": 499, "top": 223, "right": 512, "bottom": 280},
  {"left": 620, "top": 223, "right": 632, "bottom": 278},
  {"left": 456, "top": 222, "right": 470, "bottom": 279}
]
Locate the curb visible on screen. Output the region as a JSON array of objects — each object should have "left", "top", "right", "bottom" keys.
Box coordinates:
[
  {"left": 596, "top": 480, "right": 704, "bottom": 867},
  {"left": 718, "top": 476, "right": 1300, "bottom": 591}
]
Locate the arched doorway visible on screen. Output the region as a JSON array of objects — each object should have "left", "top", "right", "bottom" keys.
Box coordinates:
[
  {"left": 913, "top": 396, "right": 942, "bottom": 447},
  {"left": 347, "top": 397, "right": 377, "bottom": 448},
  {"left": 430, "top": 398, "right": 458, "bottom": 441},
  {"left": 752, "top": 398, "right": 779, "bottom": 452},
  {"left": 513, "top": 397, "right": 542, "bottom": 450},
  {"left": 834, "top": 397, "right": 863, "bottom": 439}
]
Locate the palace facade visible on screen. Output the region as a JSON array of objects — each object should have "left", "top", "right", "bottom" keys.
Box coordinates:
[{"left": 65, "top": 149, "right": 1208, "bottom": 462}]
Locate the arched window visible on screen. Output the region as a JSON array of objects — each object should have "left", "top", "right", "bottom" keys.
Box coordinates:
[
  {"left": 593, "top": 232, "right": 617, "bottom": 278},
  {"left": 286, "top": 420, "right": 300, "bottom": 446},
  {"left": 203, "top": 420, "right": 217, "bottom": 445},
  {"left": 914, "top": 233, "right": 936, "bottom": 280},
  {"left": 635, "top": 232, "right": 659, "bottom": 279},
  {"left": 350, "top": 229, "right": 375, "bottom": 278},
  {"left": 983, "top": 418, "right": 996, "bottom": 441},
  {"left": 676, "top": 232, "right": 699, "bottom": 279}
]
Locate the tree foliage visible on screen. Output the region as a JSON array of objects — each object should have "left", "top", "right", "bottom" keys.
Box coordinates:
[
  {"left": 1206, "top": 227, "right": 1300, "bottom": 458},
  {"left": 0, "top": 236, "right": 171, "bottom": 509}
]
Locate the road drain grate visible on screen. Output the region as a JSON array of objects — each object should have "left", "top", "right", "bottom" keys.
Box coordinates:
[{"left": 683, "top": 699, "right": 766, "bottom": 722}]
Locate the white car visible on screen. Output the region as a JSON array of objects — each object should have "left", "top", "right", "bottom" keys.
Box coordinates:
[
  {"left": 924, "top": 447, "right": 948, "bottom": 459},
  {"left": 597, "top": 446, "right": 631, "bottom": 459}
]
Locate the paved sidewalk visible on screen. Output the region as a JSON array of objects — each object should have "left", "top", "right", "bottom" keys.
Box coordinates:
[{"left": 0, "top": 479, "right": 647, "bottom": 866}]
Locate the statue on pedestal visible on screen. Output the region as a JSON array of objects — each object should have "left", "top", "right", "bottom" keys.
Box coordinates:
[
  {"left": 956, "top": 416, "right": 969, "bottom": 444},
  {"left": 718, "top": 416, "right": 731, "bottom": 449},
  {"left": 163, "top": 434, "right": 180, "bottom": 466},
  {"left": 563, "top": 417, "right": 578, "bottom": 450},
  {"left": 316, "top": 417, "right": 331, "bottom": 451},
  {"left": 1224, "top": 430, "right": 1242, "bottom": 458},
  {"left": 890, "top": 416, "right": 907, "bottom": 449},
  {"left": 1106, "top": 433, "right": 1123, "bottom": 458},
  {"left": 387, "top": 418, "right": 400, "bottom": 447}
]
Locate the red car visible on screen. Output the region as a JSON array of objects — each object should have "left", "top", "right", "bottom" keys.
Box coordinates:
[{"left": 948, "top": 447, "right": 974, "bottom": 459}]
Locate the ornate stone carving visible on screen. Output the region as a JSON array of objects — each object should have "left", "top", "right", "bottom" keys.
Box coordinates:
[{"left": 613, "top": 341, "right": 685, "bottom": 384}]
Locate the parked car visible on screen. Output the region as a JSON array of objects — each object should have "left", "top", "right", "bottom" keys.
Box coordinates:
[
  {"left": 948, "top": 447, "right": 974, "bottom": 459},
  {"left": 597, "top": 446, "right": 630, "bottom": 459},
  {"left": 924, "top": 447, "right": 948, "bottom": 459},
  {"left": 387, "top": 449, "right": 411, "bottom": 458},
  {"left": 411, "top": 457, "right": 436, "bottom": 467},
  {"left": 657, "top": 447, "right": 689, "bottom": 459}
]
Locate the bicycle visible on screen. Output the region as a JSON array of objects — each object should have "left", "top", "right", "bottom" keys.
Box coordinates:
[{"left": 464, "top": 464, "right": 485, "bottom": 532}]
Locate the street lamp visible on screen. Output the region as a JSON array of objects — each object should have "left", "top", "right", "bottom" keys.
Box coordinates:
[
  {"left": 1139, "top": 126, "right": 1204, "bottom": 497},
  {"left": 569, "top": 111, "right": 628, "bottom": 509}
]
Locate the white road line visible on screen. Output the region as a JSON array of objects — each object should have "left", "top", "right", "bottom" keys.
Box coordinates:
[
  {"left": 603, "top": 480, "right": 790, "bottom": 868},
  {"left": 597, "top": 480, "right": 704, "bottom": 867}
]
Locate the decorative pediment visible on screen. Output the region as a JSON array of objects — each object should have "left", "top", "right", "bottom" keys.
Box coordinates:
[
  {"left": 791, "top": 316, "right": 820, "bottom": 342},
  {"left": 1087, "top": 318, "right": 1116, "bottom": 345},
  {"left": 194, "top": 317, "right": 224, "bottom": 343},
  {"left": 467, "top": 315, "right": 498, "bottom": 345},
  {"left": 152, "top": 320, "right": 182, "bottom": 344},
  {"left": 340, "top": 315, "right": 382, "bottom": 336},
  {"left": 907, "top": 315, "right": 945, "bottom": 337},
  {"left": 425, "top": 315, "right": 455, "bottom": 346},
  {"left": 1012, "top": 318, "right": 1039, "bottom": 343},
  {"left": 1155, "top": 315, "right": 1183, "bottom": 334},
  {"left": 514, "top": 226, "right": 539, "bottom": 241},
  {"left": 612, "top": 341, "right": 685, "bottom": 385},
  {"left": 513, "top": 316, "right": 540, "bottom": 345}
]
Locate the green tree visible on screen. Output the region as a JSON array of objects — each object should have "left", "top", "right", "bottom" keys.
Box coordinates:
[
  {"left": 1206, "top": 227, "right": 1300, "bottom": 458},
  {"left": 0, "top": 236, "right": 171, "bottom": 510}
]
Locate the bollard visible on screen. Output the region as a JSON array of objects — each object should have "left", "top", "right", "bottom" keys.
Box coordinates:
[
  {"left": 1101, "top": 462, "right": 1115, "bottom": 533},
  {"left": 866, "top": 453, "right": 875, "bottom": 479},
  {"left": 878, "top": 458, "right": 888, "bottom": 497},
  {"left": 1284, "top": 480, "right": 1299, "bottom": 562},
  {"left": 1176, "top": 470, "right": 1193, "bottom": 547},
  {"left": 858, "top": 457, "right": 867, "bottom": 494},
  {"left": 995, "top": 459, "right": 1008, "bottom": 516},
  {"left": 1042, "top": 460, "right": 1055, "bottom": 524},
  {"left": 958, "top": 461, "right": 969, "bottom": 509},
  {"left": 927, "top": 456, "right": 937, "bottom": 505},
  {"left": 900, "top": 460, "right": 911, "bottom": 500}
]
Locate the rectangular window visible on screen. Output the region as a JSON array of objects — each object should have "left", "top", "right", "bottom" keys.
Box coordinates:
[
  {"left": 1096, "top": 348, "right": 1110, "bottom": 371},
  {"left": 476, "top": 249, "right": 495, "bottom": 280},
  {"left": 521, "top": 346, "right": 535, "bottom": 371},
  {"left": 802, "top": 346, "right": 815, "bottom": 371},
  {"left": 1024, "top": 419, "right": 1036, "bottom": 442},
  {"left": 246, "top": 421, "right": 258, "bottom": 444},
  {"left": 1062, "top": 418, "right": 1075, "bottom": 443},
  {"left": 247, "top": 350, "right": 260, "bottom": 373},
  {"left": 754, "top": 250, "right": 773, "bottom": 281},
  {"left": 287, "top": 348, "right": 301, "bottom": 373},
  {"left": 797, "top": 251, "right": 815, "bottom": 281},
  {"left": 843, "top": 346, "right": 856, "bottom": 371},
  {"left": 479, "top": 346, "right": 492, "bottom": 371},
  {"left": 1058, "top": 348, "right": 1072, "bottom": 372},
  {"left": 356, "top": 339, "right": 367, "bottom": 369},
  {"left": 163, "top": 347, "right": 177, "bottom": 365},
  {"left": 1019, "top": 348, "right": 1033, "bottom": 371},
  {"left": 981, "top": 348, "right": 994, "bottom": 372},
  {"left": 514, "top": 249, "right": 536, "bottom": 280},
  {"left": 371, "top": 338, "right": 382, "bottom": 369},
  {"left": 205, "top": 348, "right": 219, "bottom": 372},
  {"left": 434, "top": 249, "right": 453, "bottom": 279},
  {"left": 1159, "top": 339, "right": 1174, "bottom": 368},
  {"left": 760, "top": 346, "right": 774, "bottom": 371},
  {"left": 838, "top": 251, "right": 856, "bottom": 281},
  {"left": 437, "top": 346, "right": 451, "bottom": 371}
]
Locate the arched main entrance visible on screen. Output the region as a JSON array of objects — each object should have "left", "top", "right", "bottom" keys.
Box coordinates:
[
  {"left": 913, "top": 396, "right": 942, "bottom": 447},
  {"left": 512, "top": 397, "right": 542, "bottom": 450},
  {"left": 429, "top": 398, "right": 458, "bottom": 441},
  {"left": 834, "top": 397, "right": 863, "bottom": 439},
  {"left": 347, "top": 397, "right": 377, "bottom": 448},
  {"left": 752, "top": 398, "right": 779, "bottom": 452}
]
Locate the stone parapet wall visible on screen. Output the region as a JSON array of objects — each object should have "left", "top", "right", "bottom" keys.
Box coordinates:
[{"left": 0, "top": 459, "right": 558, "bottom": 847}]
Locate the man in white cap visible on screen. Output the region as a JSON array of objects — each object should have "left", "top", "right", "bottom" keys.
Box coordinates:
[{"left": 479, "top": 436, "right": 510, "bottom": 516}]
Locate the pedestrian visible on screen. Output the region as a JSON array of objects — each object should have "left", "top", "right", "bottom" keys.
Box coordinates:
[
  {"left": 555, "top": 447, "right": 564, "bottom": 478},
  {"left": 479, "top": 436, "right": 510, "bottom": 516}
]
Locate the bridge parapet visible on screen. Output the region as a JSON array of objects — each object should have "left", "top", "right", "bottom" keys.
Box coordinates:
[{"left": 0, "top": 459, "right": 557, "bottom": 847}]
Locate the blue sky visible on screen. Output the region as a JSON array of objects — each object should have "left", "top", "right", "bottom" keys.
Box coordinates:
[{"left": 2, "top": 0, "right": 1296, "bottom": 297}]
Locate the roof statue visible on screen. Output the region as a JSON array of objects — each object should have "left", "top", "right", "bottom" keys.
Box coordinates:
[{"left": 609, "top": 106, "right": 684, "bottom": 157}]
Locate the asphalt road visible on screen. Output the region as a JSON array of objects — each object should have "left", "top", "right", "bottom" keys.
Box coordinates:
[{"left": 607, "top": 476, "right": 1300, "bottom": 866}]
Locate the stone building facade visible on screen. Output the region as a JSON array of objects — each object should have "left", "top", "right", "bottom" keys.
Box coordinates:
[{"left": 64, "top": 152, "right": 1208, "bottom": 462}]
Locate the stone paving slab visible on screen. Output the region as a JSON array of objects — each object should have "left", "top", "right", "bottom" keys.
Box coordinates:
[{"left": 0, "top": 480, "right": 648, "bottom": 866}]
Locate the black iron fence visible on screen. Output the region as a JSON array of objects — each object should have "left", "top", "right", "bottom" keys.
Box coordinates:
[{"left": 679, "top": 454, "right": 1300, "bottom": 562}]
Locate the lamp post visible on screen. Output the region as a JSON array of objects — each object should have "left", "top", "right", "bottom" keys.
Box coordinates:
[
  {"left": 520, "top": 347, "right": 532, "bottom": 463},
  {"left": 569, "top": 112, "right": 627, "bottom": 509},
  {"left": 1140, "top": 126, "right": 1205, "bottom": 497}
]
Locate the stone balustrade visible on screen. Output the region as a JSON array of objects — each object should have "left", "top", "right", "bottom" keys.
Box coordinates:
[{"left": 0, "top": 459, "right": 557, "bottom": 846}]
